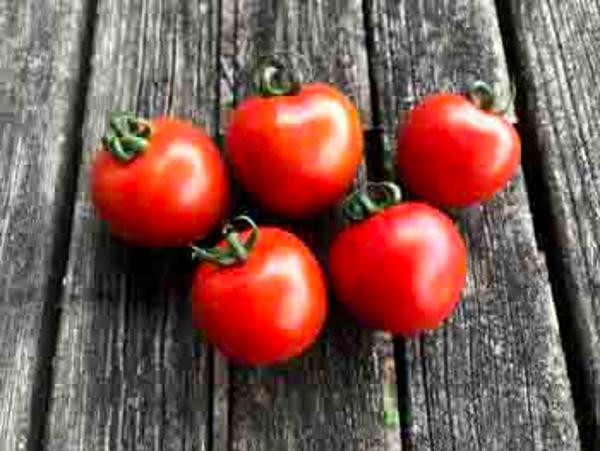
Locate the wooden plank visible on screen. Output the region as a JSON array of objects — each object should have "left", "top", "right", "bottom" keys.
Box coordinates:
[
  {"left": 45, "top": 0, "right": 220, "bottom": 449},
  {"left": 219, "top": 1, "right": 401, "bottom": 450},
  {"left": 498, "top": 1, "right": 600, "bottom": 447},
  {"left": 0, "top": 0, "right": 93, "bottom": 449},
  {"left": 365, "top": 0, "right": 580, "bottom": 449}
]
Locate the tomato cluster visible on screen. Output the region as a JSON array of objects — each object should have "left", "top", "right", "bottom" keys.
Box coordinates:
[{"left": 91, "top": 60, "right": 520, "bottom": 365}]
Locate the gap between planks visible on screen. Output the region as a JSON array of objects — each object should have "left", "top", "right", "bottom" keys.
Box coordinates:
[
  {"left": 495, "top": 1, "right": 599, "bottom": 448},
  {"left": 28, "top": 2, "right": 102, "bottom": 447}
]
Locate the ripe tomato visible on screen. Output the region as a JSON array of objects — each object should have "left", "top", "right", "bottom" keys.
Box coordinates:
[
  {"left": 226, "top": 64, "right": 363, "bottom": 218},
  {"left": 192, "top": 217, "right": 327, "bottom": 365},
  {"left": 329, "top": 186, "right": 467, "bottom": 335},
  {"left": 91, "top": 114, "right": 229, "bottom": 247},
  {"left": 396, "top": 82, "right": 521, "bottom": 206}
]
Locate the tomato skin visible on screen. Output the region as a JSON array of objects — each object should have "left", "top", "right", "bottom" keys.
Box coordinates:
[
  {"left": 329, "top": 202, "right": 467, "bottom": 336},
  {"left": 91, "top": 117, "right": 229, "bottom": 247},
  {"left": 192, "top": 227, "right": 327, "bottom": 365},
  {"left": 396, "top": 93, "right": 521, "bottom": 206},
  {"left": 226, "top": 83, "right": 363, "bottom": 218}
]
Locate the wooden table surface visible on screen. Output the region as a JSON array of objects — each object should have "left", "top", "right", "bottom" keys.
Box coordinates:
[{"left": 0, "top": 1, "right": 597, "bottom": 450}]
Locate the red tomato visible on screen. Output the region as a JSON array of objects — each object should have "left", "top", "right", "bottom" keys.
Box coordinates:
[
  {"left": 329, "top": 201, "right": 467, "bottom": 336},
  {"left": 226, "top": 82, "right": 363, "bottom": 218},
  {"left": 396, "top": 89, "right": 521, "bottom": 206},
  {"left": 192, "top": 221, "right": 327, "bottom": 365},
  {"left": 91, "top": 115, "right": 229, "bottom": 246}
]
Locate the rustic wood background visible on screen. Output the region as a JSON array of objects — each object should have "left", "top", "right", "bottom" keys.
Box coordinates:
[{"left": 0, "top": 0, "right": 596, "bottom": 450}]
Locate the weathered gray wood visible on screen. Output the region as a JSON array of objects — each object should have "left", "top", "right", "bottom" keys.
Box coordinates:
[
  {"left": 211, "top": 352, "right": 230, "bottom": 451},
  {"left": 45, "top": 1, "right": 220, "bottom": 449},
  {"left": 500, "top": 1, "right": 600, "bottom": 447},
  {"left": 219, "top": 1, "right": 401, "bottom": 450},
  {"left": 0, "top": 0, "right": 93, "bottom": 449},
  {"left": 366, "top": 0, "right": 580, "bottom": 449}
]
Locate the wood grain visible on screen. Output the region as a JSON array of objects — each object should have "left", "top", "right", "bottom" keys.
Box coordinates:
[
  {"left": 0, "top": 0, "right": 92, "bottom": 449},
  {"left": 499, "top": 1, "right": 600, "bottom": 447},
  {"left": 366, "top": 0, "right": 580, "bottom": 449},
  {"left": 45, "top": 1, "right": 220, "bottom": 449},
  {"left": 219, "top": 1, "right": 401, "bottom": 450}
]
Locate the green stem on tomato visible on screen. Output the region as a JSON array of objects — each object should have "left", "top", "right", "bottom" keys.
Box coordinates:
[
  {"left": 467, "top": 80, "right": 517, "bottom": 117},
  {"left": 342, "top": 182, "right": 402, "bottom": 222},
  {"left": 191, "top": 216, "right": 259, "bottom": 267},
  {"left": 466, "top": 80, "right": 496, "bottom": 111},
  {"left": 356, "top": 193, "right": 382, "bottom": 216},
  {"left": 102, "top": 111, "right": 152, "bottom": 162},
  {"left": 254, "top": 55, "right": 302, "bottom": 97},
  {"left": 223, "top": 225, "right": 250, "bottom": 262}
]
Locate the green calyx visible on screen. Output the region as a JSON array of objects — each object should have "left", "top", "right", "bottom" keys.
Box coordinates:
[
  {"left": 191, "top": 216, "right": 259, "bottom": 267},
  {"left": 467, "top": 80, "right": 496, "bottom": 111},
  {"left": 101, "top": 112, "right": 152, "bottom": 162},
  {"left": 253, "top": 54, "right": 302, "bottom": 97},
  {"left": 342, "top": 182, "right": 402, "bottom": 222},
  {"left": 466, "top": 80, "right": 514, "bottom": 115}
]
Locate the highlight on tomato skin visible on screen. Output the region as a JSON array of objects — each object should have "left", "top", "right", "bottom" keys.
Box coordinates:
[
  {"left": 396, "top": 83, "right": 521, "bottom": 207},
  {"left": 90, "top": 113, "right": 230, "bottom": 247},
  {"left": 191, "top": 217, "right": 328, "bottom": 366},
  {"left": 329, "top": 184, "right": 467, "bottom": 336}
]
